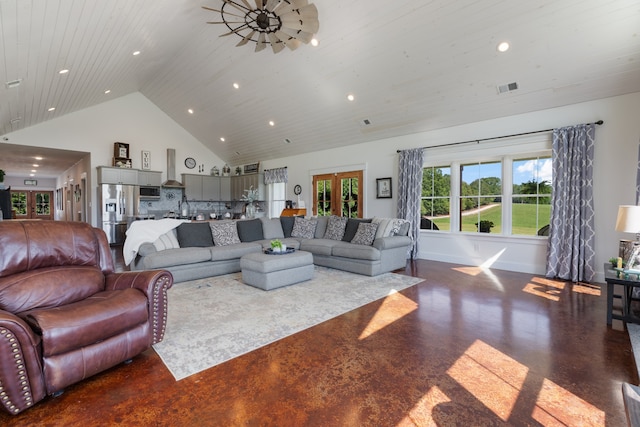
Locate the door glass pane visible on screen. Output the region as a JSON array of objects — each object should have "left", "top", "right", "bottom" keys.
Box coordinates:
[
  {"left": 11, "top": 192, "right": 27, "bottom": 215},
  {"left": 316, "top": 179, "right": 332, "bottom": 216},
  {"left": 36, "top": 192, "right": 51, "bottom": 215},
  {"left": 341, "top": 177, "right": 359, "bottom": 218}
]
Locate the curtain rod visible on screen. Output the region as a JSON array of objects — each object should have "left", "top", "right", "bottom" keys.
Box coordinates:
[{"left": 397, "top": 120, "right": 604, "bottom": 152}]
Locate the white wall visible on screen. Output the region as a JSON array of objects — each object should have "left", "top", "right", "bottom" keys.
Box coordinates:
[
  {"left": 3, "top": 92, "right": 225, "bottom": 224},
  {"left": 263, "top": 92, "right": 640, "bottom": 282}
]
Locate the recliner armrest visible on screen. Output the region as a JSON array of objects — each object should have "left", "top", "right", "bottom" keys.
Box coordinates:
[{"left": 104, "top": 270, "right": 173, "bottom": 344}]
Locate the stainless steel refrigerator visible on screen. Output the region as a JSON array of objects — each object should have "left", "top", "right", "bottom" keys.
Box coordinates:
[{"left": 98, "top": 184, "right": 140, "bottom": 245}]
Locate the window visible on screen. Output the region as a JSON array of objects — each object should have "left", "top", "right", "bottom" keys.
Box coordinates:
[
  {"left": 460, "top": 161, "right": 502, "bottom": 233},
  {"left": 421, "top": 166, "right": 451, "bottom": 230},
  {"left": 267, "top": 182, "right": 286, "bottom": 218},
  {"left": 512, "top": 156, "right": 552, "bottom": 236}
]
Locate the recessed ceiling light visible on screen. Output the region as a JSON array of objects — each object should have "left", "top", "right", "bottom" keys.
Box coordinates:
[
  {"left": 58, "top": 69, "right": 69, "bottom": 74},
  {"left": 187, "top": 108, "right": 194, "bottom": 114},
  {"left": 347, "top": 94, "right": 355, "bottom": 102},
  {"left": 497, "top": 41, "right": 510, "bottom": 52},
  {"left": 133, "top": 51, "right": 141, "bottom": 56},
  {"left": 33, "top": 164, "right": 39, "bottom": 167},
  {"left": 311, "top": 38, "right": 319, "bottom": 47},
  {"left": 269, "top": 121, "right": 275, "bottom": 126},
  {"left": 233, "top": 83, "right": 240, "bottom": 89},
  {"left": 35, "top": 156, "right": 43, "bottom": 160},
  {"left": 29, "top": 173, "right": 35, "bottom": 177},
  {"left": 47, "top": 107, "right": 55, "bottom": 112},
  {"left": 104, "top": 89, "right": 111, "bottom": 94},
  {"left": 220, "top": 137, "right": 225, "bottom": 142},
  {"left": 31, "top": 169, "right": 36, "bottom": 173}
]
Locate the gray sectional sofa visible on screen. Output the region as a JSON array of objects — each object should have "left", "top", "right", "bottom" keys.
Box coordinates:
[{"left": 130, "top": 216, "right": 411, "bottom": 283}]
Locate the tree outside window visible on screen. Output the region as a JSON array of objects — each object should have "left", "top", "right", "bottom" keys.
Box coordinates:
[
  {"left": 460, "top": 161, "right": 502, "bottom": 233},
  {"left": 421, "top": 166, "right": 450, "bottom": 230},
  {"left": 512, "top": 156, "right": 552, "bottom": 236}
]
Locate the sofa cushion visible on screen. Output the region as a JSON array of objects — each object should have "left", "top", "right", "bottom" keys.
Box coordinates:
[
  {"left": 314, "top": 216, "right": 330, "bottom": 239},
  {"left": 324, "top": 215, "right": 348, "bottom": 240},
  {"left": 343, "top": 218, "right": 372, "bottom": 242},
  {"left": 0, "top": 266, "right": 104, "bottom": 314},
  {"left": 209, "top": 221, "right": 241, "bottom": 246},
  {"left": 260, "top": 217, "right": 285, "bottom": 239},
  {"left": 299, "top": 238, "right": 340, "bottom": 256},
  {"left": 210, "top": 242, "right": 262, "bottom": 261},
  {"left": 291, "top": 217, "right": 318, "bottom": 239},
  {"left": 176, "top": 222, "right": 214, "bottom": 247},
  {"left": 153, "top": 229, "right": 180, "bottom": 251},
  {"left": 23, "top": 288, "right": 148, "bottom": 357},
  {"left": 280, "top": 216, "right": 297, "bottom": 238},
  {"left": 141, "top": 247, "right": 212, "bottom": 269},
  {"left": 237, "top": 218, "right": 264, "bottom": 242},
  {"left": 350, "top": 223, "right": 379, "bottom": 246},
  {"left": 372, "top": 217, "right": 410, "bottom": 238},
  {"left": 332, "top": 242, "right": 381, "bottom": 261}
]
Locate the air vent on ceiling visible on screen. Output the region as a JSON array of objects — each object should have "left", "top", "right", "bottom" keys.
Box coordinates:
[
  {"left": 497, "top": 82, "right": 518, "bottom": 94},
  {"left": 362, "top": 119, "right": 372, "bottom": 125},
  {"left": 5, "top": 79, "right": 22, "bottom": 89}
]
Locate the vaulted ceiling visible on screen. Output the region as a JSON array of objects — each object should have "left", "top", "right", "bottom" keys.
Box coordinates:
[{"left": 1, "top": 0, "right": 639, "bottom": 173}]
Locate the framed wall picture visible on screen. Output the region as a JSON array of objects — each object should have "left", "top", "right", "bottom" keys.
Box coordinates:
[
  {"left": 376, "top": 177, "right": 392, "bottom": 199},
  {"left": 141, "top": 150, "right": 151, "bottom": 170},
  {"left": 114, "top": 142, "right": 130, "bottom": 159}
]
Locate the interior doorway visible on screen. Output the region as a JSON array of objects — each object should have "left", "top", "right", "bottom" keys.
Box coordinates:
[
  {"left": 312, "top": 170, "right": 363, "bottom": 218},
  {"left": 11, "top": 190, "right": 54, "bottom": 220}
]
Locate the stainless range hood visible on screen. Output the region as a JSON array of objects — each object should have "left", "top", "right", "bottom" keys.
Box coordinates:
[{"left": 162, "top": 148, "right": 184, "bottom": 188}]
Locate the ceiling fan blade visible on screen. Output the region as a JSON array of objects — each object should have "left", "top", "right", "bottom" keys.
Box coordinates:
[
  {"left": 279, "top": 27, "right": 314, "bottom": 44},
  {"left": 222, "top": 0, "right": 251, "bottom": 13},
  {"left": 236, "top": 30, "right": 256, "bottom": 46},
  {"left": 254, "top": 0, "right": 264, "bottom": 10},
  {"left": 268, "top": 32, "right": 285, "bottom": 53},
  {"left": 255, "top": 32, "right": 267, "bottom": 52},
  {"left": 219, "top": 24, "right": 249, "bottom": 37},
  {"left": 274, "top": 30, "right": 300, "bottom": 50},
  {"left": 274, "top": 0, "right": 309, "bottom": 15},
  {"left": 265, "top": 0, "right": 281, "bottom": 12},
  {"left": 207, "top": 21, "right": 245, "bottom": 24},
  {"left": 238, "top": 0, "right": 253, "bottom": 9},
  {"left": 201, "top": 6, "right": 245, "bottom": 18}
]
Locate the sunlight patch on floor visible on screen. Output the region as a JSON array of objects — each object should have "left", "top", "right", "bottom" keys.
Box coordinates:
[
  {"left": 398, "top": 386, "right": 451, "bottom": 426},
  {"left": 532, "top": 378, "right": 605, "bottom": 426},
  {"left": 451, "top": 249, "right": 506, "bottom": 291},
  {"left": 523, "top": 277, "right": 601, "bottom": 301},
  {"left": 358, "top": 290, "right": 418, "bottom": 340}
]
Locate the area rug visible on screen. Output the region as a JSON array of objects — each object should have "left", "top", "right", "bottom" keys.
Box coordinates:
[{"left": 153, "top": 266, "right": 423, "bottom": 380}]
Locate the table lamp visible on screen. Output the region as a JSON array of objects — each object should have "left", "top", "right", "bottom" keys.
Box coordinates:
[{"left": 616, "top": 205, "right": 640, "bottom": 266}]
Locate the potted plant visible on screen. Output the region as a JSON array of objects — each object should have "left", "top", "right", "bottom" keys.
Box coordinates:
[
  {"left": 270, "top": 239, "right": 286, "bottom": 253},
  {"left": 476, "top": 220, "right": 494, "bottom": 233}
]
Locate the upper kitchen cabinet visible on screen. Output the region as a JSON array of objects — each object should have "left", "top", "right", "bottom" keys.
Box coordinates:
[
  {"left": 138, "top": 171, "right": 162, "bottom": 186},
  {"left": 97, "top": 166, "right": 138, "bottom": 185},
  {"left": 231, "top": 174, "right": 263, "bottom": 200},
  {"left": 183, "top": 174, "right": 231, "bottom": 201}
]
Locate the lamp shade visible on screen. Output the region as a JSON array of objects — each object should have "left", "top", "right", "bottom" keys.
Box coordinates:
[{"left": 615, "top": 205, "right": 640, "bottom": 233}]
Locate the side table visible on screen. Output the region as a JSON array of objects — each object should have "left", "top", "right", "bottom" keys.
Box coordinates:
[{"left": 604, "top": 263, "right": 640, "bottom": 325}]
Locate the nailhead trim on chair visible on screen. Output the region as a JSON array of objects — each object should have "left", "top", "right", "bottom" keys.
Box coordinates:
[
  {"left": 152, "top": 275, "right": 172, "bottom": 344},
  {"left": 0, "top": 328, "right": 33, "bottom": 414}
]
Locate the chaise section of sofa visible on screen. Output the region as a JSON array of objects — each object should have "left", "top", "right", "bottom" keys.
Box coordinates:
[{"left": 130, "top": 216, "right": 411, "bottom": 283}]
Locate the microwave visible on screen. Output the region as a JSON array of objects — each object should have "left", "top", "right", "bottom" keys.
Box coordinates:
[{"left": 139, "top": 186, "right": 161, "bottom": 200}]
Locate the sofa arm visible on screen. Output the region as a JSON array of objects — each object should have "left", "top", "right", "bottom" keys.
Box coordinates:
[
  {"left": 137, "top": 243, "right": 157, "bottom": 257},
  {"left": 104, "top": 270, "right": 173, "bottom": 344},
  {"left": 0, "top": 311, "right": 47, "bottom": 415},
  {"left": 373, "top": 236, "right": 412, "bottom": 250}
]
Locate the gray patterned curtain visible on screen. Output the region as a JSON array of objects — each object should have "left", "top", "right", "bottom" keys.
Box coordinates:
[
  {"left": 397, "top": 148, "right": 424, "bottom": 259},
  {"left": 263, "top": 167, "right": 288, "bottom": 184},
  {"left": 546, "top": 123, "right": 596, "bottom": 282}
]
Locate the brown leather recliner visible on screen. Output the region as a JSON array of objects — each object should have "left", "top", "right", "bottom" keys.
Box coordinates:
[{"left": 0, "top": 220, "right": 173, "bottom": 415}]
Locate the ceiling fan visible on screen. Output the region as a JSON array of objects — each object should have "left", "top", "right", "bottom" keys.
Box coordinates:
[{"left": 202, "top": 0, "right": 319, "bottom": 54}]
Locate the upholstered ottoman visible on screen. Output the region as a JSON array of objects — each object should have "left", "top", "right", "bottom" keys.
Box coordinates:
[{"left": 240, "top": 250, "right": 314, "bottom": 290}]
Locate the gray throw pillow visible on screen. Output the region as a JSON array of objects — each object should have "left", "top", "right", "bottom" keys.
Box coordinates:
[
  {"left": 280, "top": 216, "right": 297, "bottom": 238},
  {"left": 237, "top": 218, "right": 264, "bottom": 242},
  {"left": 260, "top": 217, "right": 285, "bottom": 239},
  {"left": 351, "top": 223, "right": 379, "bottom": 246},
  {"left": 324, "top": 215, "right": 348, "bottom": 241},
  {"left": 343, "top": 218, "right": 372, "bottom": 241},
  {"left": 291, "top": 217, "right": 317, "bottom": 239},
  {"left": 314, "top": 216, "right": 330, "bottom": 238},
  {"left": 209, "top": 221, "right": 241, "bottom": 246},
  {"left": 176, "top": 222, "right": 214, "bottom": 247}
]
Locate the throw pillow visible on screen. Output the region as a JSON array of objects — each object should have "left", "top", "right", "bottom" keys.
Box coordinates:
[
  {"left": 260, "top": 217, "right": 285, "bottom": 239},
  {"left": 280, "top": 216, "right": 297, "bottom": 238},
  {"left": 314, "top": 216, "right": 330, "bottom": 238},
  {"left": 350, "top": 223, "right": 379, "bottom": 246},
  {"left": 342, "top": 218, "right": 372, "bottom": 242},
  {"left": 176, "top": 222, "right": 214, "bottom": 248},
  {"left": 291, "top": 217, "right": 317, "bottom": 239},
  {"left": 236, "top": 218, "right": 264, "bottom": 242},
  {"left": 323, "top": 215, "right": 348, "bottom": 241},
  {"left": 153, "top": 229, "right": 180, "bottom": 251},
  {"left": 209, "top": 221, "right": 241, "bottom": 246}
]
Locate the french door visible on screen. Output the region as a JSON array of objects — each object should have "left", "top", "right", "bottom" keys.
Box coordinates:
[
  {"left": 11, "top": 190, "right": 54, "bottom": 220},
  {"left": 312, "top": 171, "right": 363, "bottom": 218}
]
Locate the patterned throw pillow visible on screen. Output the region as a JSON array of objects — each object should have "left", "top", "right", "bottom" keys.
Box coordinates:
[
  {"left": 323, "top": 215, "right": 348, "bottom": 240},
  {"left": 350, "top": 223, "right": 379, "bottom": 246},
  {"left": 209, "top": 221, "right": 241, "bottom": 246},
  {"left": 291, "top": 217, "right": 317, "bottom": 239}
]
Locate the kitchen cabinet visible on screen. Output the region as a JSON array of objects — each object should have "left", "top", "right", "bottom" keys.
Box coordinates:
[
  {"left": 97, "top": 167, "right": 138, "bottom": 185},
  {"left": 231, "top": 174, "right": 263, "bottom": 200},
  {"left": 183, "top": 174, "right": 231, "bottom": 201},
  {"left": 138, "top": 171, "right": 162, "bottom": 186}
]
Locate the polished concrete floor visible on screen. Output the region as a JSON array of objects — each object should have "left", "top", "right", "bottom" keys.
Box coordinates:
[{"left": 1, "top": 257, "right": 636, "bottom": 426}]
